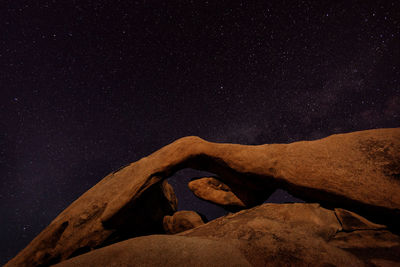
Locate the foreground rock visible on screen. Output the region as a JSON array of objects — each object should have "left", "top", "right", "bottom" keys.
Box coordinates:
[
  {"left": 188, "top": 177, "right": 246, "bottom": 210},
  {"left": 180, "top": 203, "right": 400, "bottom": 266},
  {"left": 163, "top": 210, "right": 205, "bottom": 234},
  {"left": 54, "top": 235, "right": 251, "bottom": 267},
  {"left": 6, "top": 128, "right": 400, "bottom": 266},
  {"left": 5, "top": 180, "right": 177, "bottom": 267},
  {"left": 55, "top": 203, "right": 400, "bottom": 266}
]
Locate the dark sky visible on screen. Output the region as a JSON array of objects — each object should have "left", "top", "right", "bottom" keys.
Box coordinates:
[{"left": 1, "top": 0, "right": 399, "bottom": 264}]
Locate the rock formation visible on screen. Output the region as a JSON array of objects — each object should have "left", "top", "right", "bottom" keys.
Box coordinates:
[
  {"left": 54, "top": 235, "right": 252, "bottom": 267},
  {"left": 5, "top": 127, "right": 400, "bottom": 267},
  {"left": 5, "top": 180, "right": 177, "bottom": 267},
  {"left": 54, "top": 203, "right": 400, "bottom": 266},
  {"left": 188, "top": 177, "right": 246, "bottom": 209},
  {"left": 163, "top": 210, "right": 205, "bottom": 234}
]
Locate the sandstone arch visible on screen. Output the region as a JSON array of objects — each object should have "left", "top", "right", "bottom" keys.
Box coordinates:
[{"left": 5, "top": 128, "right": 400, "bottom": 267}]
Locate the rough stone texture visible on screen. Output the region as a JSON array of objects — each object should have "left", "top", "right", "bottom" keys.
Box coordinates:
[
  {"left": 179, "top": 203, "right": 400, "bottom": 266},
  {"left": 5, "top": 180, "right": 177, "bottom": 267},
  {"left": 188, "top": 177, "right": 246, "bottom": 209},
  {"left": 54, "top": 235, "right": 251, "bottom": 267},
  {"left": 5, "top": 128, "right": 400, "bottom": 267},
  {"left": 55, "top": 203, "right": 400, "bottom": 266},
  {"left": 163, "top": 210, "right": 205, "bottom": 234}
]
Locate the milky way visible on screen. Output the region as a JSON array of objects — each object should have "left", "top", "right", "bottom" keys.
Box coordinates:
[{"left": 0, "top": 1, "right": 399, "bottom": 264}]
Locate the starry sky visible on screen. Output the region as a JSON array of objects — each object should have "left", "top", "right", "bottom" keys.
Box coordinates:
[{"left": 1, "top": 0, "right": 399, "bottom": 264}]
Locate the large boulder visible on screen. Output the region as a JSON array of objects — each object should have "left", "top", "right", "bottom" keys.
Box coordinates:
[
  {"left": 188, "top": 177, "right": 246, "bottom": 209},
  {"left": 54, "top": 203, "right": 400, "bottom": 266},
  {"left": 163, "top": 210, "right": 205, "bottom": 234},
  {"left": 6, "top": 128, "right": 400, "bottom": 266}
]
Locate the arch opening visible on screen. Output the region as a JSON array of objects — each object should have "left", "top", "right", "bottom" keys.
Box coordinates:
[{"left": 167, "top": 168, "right": 229, "bottom": 221}]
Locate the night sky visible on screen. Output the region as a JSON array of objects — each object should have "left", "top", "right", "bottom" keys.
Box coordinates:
[{"left": 1, "top": 0, "right": 399, "bottom": 264}]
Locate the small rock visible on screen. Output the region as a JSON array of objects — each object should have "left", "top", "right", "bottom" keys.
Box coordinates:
[
  {"left": 334, "top": 208, "right": 386, "bottom": 231},
  {"left": 163, "top": 211, "right": 205, "bottom": 234}
]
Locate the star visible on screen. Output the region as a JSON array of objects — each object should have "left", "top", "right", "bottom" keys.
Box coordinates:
[{"left": 1, "top": 1, "right": 399, "bottom": 265}]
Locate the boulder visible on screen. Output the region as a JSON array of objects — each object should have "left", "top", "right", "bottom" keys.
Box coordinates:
[
  {"left": 188, "top": 177, "right": 246, "bottom": 209},
  {"left": 334, "top": 208, "right": 386, "bottom": 231},
  {"left": 163, "top": 210, "right": 205, "bottom": 234},
  {"left": 6, "top": 128, "right": 400, "bottom": 266},
  {"left": 54, "top": 203, "right": 400, "bottom": 266}
]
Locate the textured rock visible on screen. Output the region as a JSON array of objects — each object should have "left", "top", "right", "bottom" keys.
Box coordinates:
[
  {"left": 54, "top": 235, "right": 251, "bottom": 267},
  {"left": 163, "top": 210, "right": 205, "bottom": 234},
  {"left": 55, "top": 203, "right": 400, "bottom": 266},
  {"left": 188, "top": 177, "right": 246, "bottom": 209},
  {"left": 6, "top": 128, "right": 400, "bottom": 266},
  {"left": 180, "top": 203, "right": 400, "bottom": 266},
  {"left": 5, "top": 180, "right": 177, "bottom": 267}
]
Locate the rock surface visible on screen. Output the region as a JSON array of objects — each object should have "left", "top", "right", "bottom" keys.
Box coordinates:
[
  {"left": 188, "top": 177, "right": 246, "bottom": 209},
  {"left": 54, "top": 235, "right": 252, "bottom": 267},
  {"left": 180, "top": 203, "right": 400, "bottom": 266},
  {"left": 5, "top": 180, "right": 177, "bottom": 267},
  {"left": 5, "top": 128, "right": 400, "bottom": 267},
  {"left": 54, "top": 203, "right": 400, "bottom": 267},
  {"left": 163, "top": 210, "right": 205, "bottom": 234}
]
